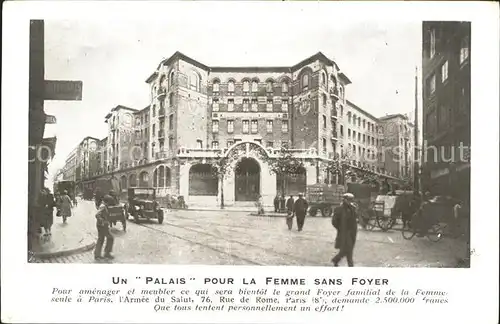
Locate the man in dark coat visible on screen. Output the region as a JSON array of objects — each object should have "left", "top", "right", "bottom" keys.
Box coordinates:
[
  {"left": 94, "top": 195, "right": 115, "bottom": 261},
  {"left": 285, "top": 195, "right": 294, "bottom": 230},
  {"left": 293, "top": 193, "right": 308, "bottom": 232},
  {"left": 279, "top": 194, "right": 286, "bottom": 213},
  {"left": 331, "top": 193, "right": 358, "bottom": 267},
  {"left": 94, "top": 188, "right": 103, "bottom": 209},
  {"left": 274, "top": 194, "right": 280, "bottom": 213}
]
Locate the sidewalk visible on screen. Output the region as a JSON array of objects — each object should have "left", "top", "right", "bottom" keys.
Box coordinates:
[{"left": 31, "top": 199, "right": 96, "bottom": 259}]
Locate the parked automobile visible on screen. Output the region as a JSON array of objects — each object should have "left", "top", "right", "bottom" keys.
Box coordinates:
[{"left": 125, "top": 188, "right": 164, "bottom": 224}]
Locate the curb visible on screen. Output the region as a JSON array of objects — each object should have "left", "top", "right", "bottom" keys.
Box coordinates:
[{"left": 33, "top": 241, "right": 96, "bottom": 260}]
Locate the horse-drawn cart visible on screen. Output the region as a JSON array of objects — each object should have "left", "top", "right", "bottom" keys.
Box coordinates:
[{"left": 107, "top": 204, "right": 127, "bottom": 232}]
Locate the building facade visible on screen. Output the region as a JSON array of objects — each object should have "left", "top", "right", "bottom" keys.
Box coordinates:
[
  {"left": 422, "top": 22, "right": 471, "bottom": 200},
  {"left": 63, "top": 51, "right": 412, "bottom": 207},
  {"left": 378, "top": 114, "right": 415, "bottom": 180}
]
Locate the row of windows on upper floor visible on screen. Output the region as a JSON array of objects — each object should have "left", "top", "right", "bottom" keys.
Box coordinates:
[{"left": 152, "top": 69, "right": 346, "bottom": 98}]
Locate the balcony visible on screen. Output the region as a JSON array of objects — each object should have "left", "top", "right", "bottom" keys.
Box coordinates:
[
  {"left": 329, "top": 88, "right": 339, "bottom": 98},
  {"left": 157, "top": 87, "right": 167, "bottom": 99},
  {"left": 176, "top": 146, "right": 318, "bottom": 160},
  {"left": 155, "top": 151, "right": 171, "bottom": 160},
  {"left": 158, "top": 130, "right": 165, "bottom": 139},
  {"left": 158, "top": 108, "right": 166, "bottom": 118},
  {"left": 331, "top": 131, "right": 338, "bottom": 139},
  {"left": 331, "top": 108, "right": 338, "bottom": 118}
]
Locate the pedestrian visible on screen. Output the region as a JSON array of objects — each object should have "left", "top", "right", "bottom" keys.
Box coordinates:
[
  {"left": 58, "top": 190, "right": 73, "bottom": 224},
  {"left": 94, "top": 188, "right": 103, "bottom": 209},
  {"left": 286, "top": 195, "right": 294, "bottom": 230},
  {"left": 273, "top": 194, "right": 280, "bottom": 213},
  {"left": 256, "top": 195, "right": 265, "bottom": 215},
  {"left": 331, "top": 193, "right": 358, "bottom": 267},
  {"left": 94, "top": 195, "right": 115, "bottom": 261},
  {"left": 293, "top": 193, "right": 308, "bottom": 232},
  {"left": 41, "top": 188, "right": 56, "bottom": 238},
  {"left": 279, "top": 194, "right": 286, "bottom": 213}
]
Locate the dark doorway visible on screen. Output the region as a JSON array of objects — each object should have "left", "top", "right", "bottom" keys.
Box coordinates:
[{"left": 235, "top": 158, "right": 260, "bottom": 201}]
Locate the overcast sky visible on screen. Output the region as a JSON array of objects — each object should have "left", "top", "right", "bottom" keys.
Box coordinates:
[{"left": 43, "top": 8, "right": 422, "bottom": 180}]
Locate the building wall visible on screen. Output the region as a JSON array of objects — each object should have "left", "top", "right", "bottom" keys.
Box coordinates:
[{"left": 422, "top": 22, "right": 471, "bottom": 197}]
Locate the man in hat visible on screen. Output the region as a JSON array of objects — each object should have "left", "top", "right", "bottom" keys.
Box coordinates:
[
  {"left": 94, "top": 195, "right": 115, "bottom": 260},
  {"left": 285, "top": 195, "right": 295, "bottom": 230},
  {"left": 331, "top": 193, "right": 358, "bottom": 267},
  {"left": 293, "top": 193, "right": 308, "bottom": 232}
]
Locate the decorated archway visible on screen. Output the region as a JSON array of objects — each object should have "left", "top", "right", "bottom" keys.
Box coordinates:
[{"left": 235, "top": 157, "right": 261, "bottom": 201}]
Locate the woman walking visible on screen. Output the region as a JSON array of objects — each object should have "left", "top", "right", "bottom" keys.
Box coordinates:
[
  {"left": 58, "top": 190, "right": 73, "bottom": 224},
  {"left": 41, "top": 188, "right": 56, "bottom": 238}
]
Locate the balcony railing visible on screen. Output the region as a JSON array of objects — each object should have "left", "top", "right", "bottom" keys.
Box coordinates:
[
  {"left": 158, "top": 130, "right": 165, "bottom": 139},
  {"left": 329, "top": 88, "right": 339, "bottom": 98},
  {"left": 155, "top": 151, "right": 171, "bottom": 160},
  {"left": 158, "top": 108, "right": 166, "bottom": 118},
  {"left": 332, "top": 131, "right": 338, "bottom": 139},
  {"left": 157, "top": 87, "right": 167, "bottom": 98}
]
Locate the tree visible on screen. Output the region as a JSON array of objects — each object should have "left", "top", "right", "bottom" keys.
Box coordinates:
[
  {"left": 264, "top": 147, "right": 305, "bottom": 195},
  {"left": 210, "top": 147, "right": 242, "bottom": 209}
]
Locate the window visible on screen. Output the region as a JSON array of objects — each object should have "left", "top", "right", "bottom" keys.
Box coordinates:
[
  {"left": 353, "top": 130, "right": 356, "bottom": 140},
  {"left": 227, "top": 120, "right": 234, "bottom": 133},
  {"left": 212, "top": 120, "right": 219, "bottom": 133},
  {"left": 243, "top": 99, "right": 249, "bottom": 112},
  {"left": 340, "top": 125, "right": 344, "bottom": 137},
  {"left": 282, "top": 141, "right": 289, "bottom": 149},
  {"left": 212, "top": 99, "right": 219, "bottom": 111},
  {"left": 460, "top": 36, "right": 469, "bottom": 64},
  {"left": 282, "top": 82, "right": 288, "bottom": 94},
  {"left": 358, "top": 117, "right": 361, "bottom": 127},
  {"left": 266, "top": 99, "right": 273, "bottom": 112},
  {"left": 441, "top": 60, "right": 449, "bottom": 82},
  {"left": 348, "top": 113, "right": 351, "bottom": 124},
  {"left": 267, "top": 141, "right": 274, "bottom": 148},
  {"left": 363, "top": 134, "right": 366, "bottom": 143},
  {"left": 322, "top": 115, "right": 327, "bottom": 129},
  {"left": 322, "top": 72, "right": 327, "bottom": 85},
  {"left": 213, "top": 81, "right": 220, "bottom": 94},
  {"left": 430, "top": 28, "right": 436, "bottom": 58},
  {"left": 266, "top": 81, "right": 273, "bottom": 93},
  {"left": 243, "top": 80, "right": 250, "bottom": 93},
  {"left": 281, "top": 120, "right": 289, "bottom": 133},
  {"left": 190, "top": 72, "right": 199, "bottom": 91},
  {"left": 281, "top": 99, "right": 288, "bottom": 111},
  {"left": 196, "top": 140, "right": 203, "bottom": 149},
  {"left": 168, "top": 137, "right": 173, "bottom": 151},
  {"left": 251, "top": 99, "right": 258, "bottom": 111},
  {"left": 211, "top": 141, "right": 219, "bottom": 149},
  {"left": 152, "top": 105, "right": 156, "bottom": 117},
  {"left": 169, "top": 93, "right": 174, "bottom": 107},
  {"left": 348, "top": 129, "right": 351, "bottom": 139},
  {"left": 322, "top": 94, "right": 327, "bottom": 106},
  {"left": 228, "top": 99, "right": 234, "bottom": 111},
  {"left": 251, "top": 120, "right": 258, "bottom": 134},
  {"left": 169, "top": 114, "right": 173, "bottom": 130},
  {"left": 152, "top": 124, "right": 156, "bottom": 137},
  {"left": 242, "top": 120, "right": 249, "bottom": 133},
  {"left": 322, "top": 138, "right": 327, "bottom": 153},
  {"left": 266, "top": 120, "right": 273, "bottom": 133},
  {"left": 339, "top": 86, "right": 344, "bottom": 98},
  {"left": 251, "top": 81, "right": 258, "bottom": 93},
  {"left": 228, "top": 81, "right": 235, "bottom": 94},
  {"left": 363, "top": 120, "right": 366, "bottom": 128},
  {"left": 428, "top": 74, "right": 436, "bottom": 95},
  {"left": 169, "top": 71, "right": 175, "bottom": 89},
  {"left": 227, "top": 140, "right": 234, "bottom": 147},
  {"left": 340, "top": 106, "right": 343, "bottom": 116},
  {"left": 302, "top": 74, "right": 309, "bottom": 90},
  {"left": 358, "top": 133, "right": 361, "bottom": 142}
]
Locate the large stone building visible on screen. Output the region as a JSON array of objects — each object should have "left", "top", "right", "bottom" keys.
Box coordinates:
[
  {"left": 64, "top": 51, "right": 414, "bottom": 207},
  {"left": 421, "top": 22, "right": 470, "bottom": 200}
]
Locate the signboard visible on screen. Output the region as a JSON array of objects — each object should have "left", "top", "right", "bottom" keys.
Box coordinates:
[
  {"left": 45, "top": 114, "right": 57, "bottom": 124},
  {"left": 44, "top": 80, "right": 83, "bottom": 101}
]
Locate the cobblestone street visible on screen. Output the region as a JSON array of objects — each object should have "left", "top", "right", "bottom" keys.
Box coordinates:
[{"left": 34, "top": 201, "right": 467, "bottom": 267}]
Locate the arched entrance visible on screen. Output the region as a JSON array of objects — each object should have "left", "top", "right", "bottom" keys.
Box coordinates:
[
  {"left": 139, "top": 171, "right": 149, "bottom": 187},
  {"left": 235, "top": 158, "right": 260, "bottom": 201}
]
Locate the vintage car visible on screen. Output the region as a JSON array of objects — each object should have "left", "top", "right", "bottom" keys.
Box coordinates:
[{"left": 125, "top": 188, "right": 164, "bottom": 224}]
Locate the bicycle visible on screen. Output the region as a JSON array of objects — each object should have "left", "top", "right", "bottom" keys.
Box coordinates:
[{"left": 402, "top": 213, "right": 447, "bottom": 242}]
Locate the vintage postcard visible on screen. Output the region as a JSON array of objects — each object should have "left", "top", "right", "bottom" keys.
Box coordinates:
[{"left": 1, "top": 1, "right": 498, "bottom": 323}]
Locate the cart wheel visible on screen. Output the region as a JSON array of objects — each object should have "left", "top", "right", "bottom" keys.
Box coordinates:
[
  {"left": 309, "top": 208, "right": 318, "bottom": 217},
  {"left": 321, "top": 206, "right": 333, "bottom": 217},
  {"left": 377, "top": 216, "right": 392, "bottom": 232},
  {"left": 427, "top": 224, "right": 444, "bottom": 242},
  {"left": 402, "top": 221, "right": 416, "bottom": 240},
  {"left": 158, "top": 210, "right": 164, "bottom": 224},
  {"left": 364, "top": 211, "right": 377, "bottom": 231}
]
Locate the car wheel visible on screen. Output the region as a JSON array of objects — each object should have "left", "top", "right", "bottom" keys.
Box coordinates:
[
  {"left": 309, "top": 208, "right": 318, "bottom": 217},
  {"left": 321, "top": 206, "right": 333, "bottom": 217}
]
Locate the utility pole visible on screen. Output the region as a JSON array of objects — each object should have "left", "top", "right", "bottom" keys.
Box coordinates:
[{"left": 413, "top": 66, "right": 420, "bottom": 195}]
